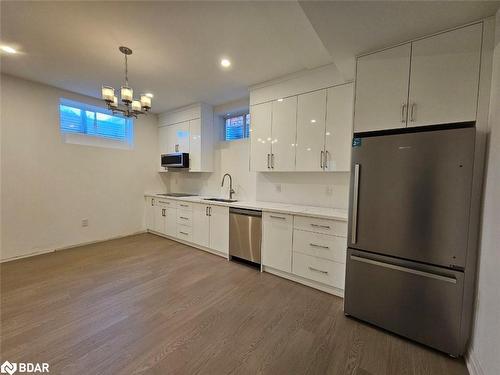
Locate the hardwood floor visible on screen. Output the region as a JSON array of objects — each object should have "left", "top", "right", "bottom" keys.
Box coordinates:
[{"left": 1, "top": 233, "right": 469, "bottom": 375}]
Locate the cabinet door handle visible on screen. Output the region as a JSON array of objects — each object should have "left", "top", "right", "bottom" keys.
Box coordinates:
[
  {"left": 311, "top": 223, "right": 330, "bottom": 229},
  {"left": 179, "top": 231, "right": 189, "bottom": 236},
  {"left": 309, "top": 243, "right": 330, "bottom": 249},
  {"left": 309, "top": 266, "right": 328, "bottom": 275},
  {"left": 410, "top": 103, "right": 416, "bottom": 122},
  {"left": 269, "top": 215, "right": 286, "bottom": 220},
  {"left": 324, "top": 150, "right": 329, "bottom": 170},
  {"left": 320, "top": 150, "right": 324, "bottom": 169},
  {"left": 151, "top": 199, "right": 155, "bottom": 206},
  {"left": 209, "top": 207, "right": 212, "bottom": 216},
  {"left": 401, "top": 103, "right": 407, "bottom": 123},
  {"left": 267, "top": 153, "right": 270, "bottom": 169},
  {"left": 179, "top": 216, "right": 189, "bottom": 220},
  {"left": 180, "top": 204, "right": 189, "bottom": 208},
  {"left": 162, "top": 208, "right": 166, "bottom": 217},
  {"left": 271, "top": 153, "right": 275, "bottom": 169},
  {"left": 205, "top": 207, "right": 209, "bottom": 216}
]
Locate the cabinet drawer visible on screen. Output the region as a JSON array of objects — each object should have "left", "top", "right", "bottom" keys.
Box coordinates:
[
  {"left": 292, "top": 252, "right": 345, "bottom": 289},
  {"left": 177, "top": 224, "right": 193, "bottom": 240},
  {"left": 176, "top": 209, "right": 192, "bottom": 225},
  {"left": 293, "top": 230, "right": 347, "bottom": 263},
  {"left": 156, "top": 199, "right": 174, "bottom": 206},
  {"left": 176, "top": 202, "right": 193, "bottom": 210},
  {"left": 294, "top": 216, "right": 347, "bottom": 237},
  {"left": 263, "top": 212, "right": 293, "bottom": 226}
]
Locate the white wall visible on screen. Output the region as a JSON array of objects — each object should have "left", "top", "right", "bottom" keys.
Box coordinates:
[
  {"left": 0, "top": 74, "right": 164, "bottom": 261},
  {"left": 468, "top": 11, "right": 500, "bottom": 375}
]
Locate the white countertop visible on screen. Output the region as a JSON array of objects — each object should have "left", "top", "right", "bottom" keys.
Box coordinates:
[{"left": 145, "top": 193, "right": 348, "bottom": 221}]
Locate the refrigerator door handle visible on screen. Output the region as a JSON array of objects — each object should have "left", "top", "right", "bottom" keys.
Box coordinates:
[
  {"left": 351, "top": 163, "right": 360, "bottom": 244},
  {"left": 350, "top": 255, "right": 457, "bottom": 284}
]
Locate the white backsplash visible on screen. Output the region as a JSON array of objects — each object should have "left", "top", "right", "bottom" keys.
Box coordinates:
[
  {"left": 256, "top": 172, "right": 350, "bottom": 209},
  {"left": 163, "top": 138, "right": 350, "bottom": 209}
]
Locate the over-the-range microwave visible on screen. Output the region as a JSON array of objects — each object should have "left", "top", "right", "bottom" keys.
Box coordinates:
[{"left": 161, "top": 153, "right": 189, "bottom": 168}]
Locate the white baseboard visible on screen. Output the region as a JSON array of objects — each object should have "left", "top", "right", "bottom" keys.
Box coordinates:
[
  {"left": 466, "top": 349, "right": 485, "bottom": 375},
  {"left": 262, "top": 265, "right": 344, "bottom": 298},
  {"left": 0, "top": 230, "right": 147, "bottom": 263},
  {"left": 148, "top": 230, "right": 229, "bottom": 260}
]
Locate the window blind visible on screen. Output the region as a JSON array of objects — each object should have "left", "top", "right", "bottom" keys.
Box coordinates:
[
  {"left": 225, "top": 113, "right": 250, "bottom": 141},
  {"left": 59, "top": 98, "right": 133, "bottom": 145}
]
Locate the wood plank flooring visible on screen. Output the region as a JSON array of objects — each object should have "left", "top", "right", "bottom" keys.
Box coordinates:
[{"left": 1, "top": 233, "right": 469, "bottom": 375}]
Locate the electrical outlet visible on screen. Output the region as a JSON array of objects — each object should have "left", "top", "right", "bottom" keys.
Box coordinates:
[
  {"left": 275, "top": 184, "right": 282, "bottom": 193},
  {"left": 81, "top": 218, "right": 89, "bottom": 227}
]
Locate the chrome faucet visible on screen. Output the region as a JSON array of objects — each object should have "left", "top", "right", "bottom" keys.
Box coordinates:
[{"left": 221, "top": 173, "right": 235, "bottom": 200}]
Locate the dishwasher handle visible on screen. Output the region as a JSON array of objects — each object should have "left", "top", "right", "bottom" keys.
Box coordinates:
[{"left": 229, "top": 207, "right": 262, "bottom": 217}]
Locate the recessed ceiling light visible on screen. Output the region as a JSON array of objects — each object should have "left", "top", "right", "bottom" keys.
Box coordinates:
[
  {"left": 144, "top": 93, "right": 154, "bottom": 98},
  {"left": 1, "top": 45, "right": 17, "bottom": 54},
  {"left": 220, "top": 58, "right": 231, "bottom": 68},
  {"left": 277, "top": 98, "right": 283, "bottom": 102}
]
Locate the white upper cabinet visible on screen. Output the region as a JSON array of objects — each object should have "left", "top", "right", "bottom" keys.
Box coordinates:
[
  {"left": 271, "top": 97, "right": 297, "bottom": 171},
  {"left": 325, "top": 83, "right": 354, "bottom": 172},
  {"left": 188, "top": 118, "right": 202, "bottom": 171},
  {"left": 354, "top": 22, "right": 483, "bottom": 132},
  {"left": 166, "top": 121, "right": 190, "bottom": 153},
  {"left": 354, "top": 43, "right": 411, "bottom": 133},
  {"left": 407, "top": 23, "right": 482, "bottom": 127},
  {"left": 250, "top": 102, "right": 272, "bottom": 171},
  {"left": 296, "top": 89, "right": 327, "bottom": 172},
  {"left": 158, "top": 103, "right": 213, "bottom": 172}
]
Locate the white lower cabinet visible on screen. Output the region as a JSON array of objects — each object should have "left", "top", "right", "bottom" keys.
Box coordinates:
[
  {"left": 154, "top": 203, "right": 167, "bottom": 234},
  {"left": 177, "top": 224, "right": 193, "bottom": 241},
  {"left": 145, "top": 197, "right": 155, "bottom": 230},
  {"left": 292, "top": 252, "right": 345, "bottom": 289},
  {"left": 209, "top": 205, "right": 229, "bottom": 255},
  {"left": 148, "top": 198, "right": 228, "bottom": 256},
  {"left": 262, "top": 212, "right": 293, "bottom": 273},
  {"left": 262, "top": 212, "right": 347, "bottom": 294},
  {"left": 192, "top": 203, "right": 210, "bottom": 248},
  {"left": 293, "top": 230, "right": 347, "bottom": 263},
  {"left": 152, "top": 199, "right": 177, "bottom": 236},
  {"left": 165, "top": 206, "right": 177, "bottom": 237}
]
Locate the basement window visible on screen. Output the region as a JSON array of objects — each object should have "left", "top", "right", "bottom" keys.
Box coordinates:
[
  {"left": 59, "top": 98, "right": 134, "bottom": 149},
  {"left": 225, "top": 113, "right": 250, "bottom": 141}
]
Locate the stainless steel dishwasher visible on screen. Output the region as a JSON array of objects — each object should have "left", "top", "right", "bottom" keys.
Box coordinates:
[{"left": 229, "top": 208, "right": 262, "bottom": 265}]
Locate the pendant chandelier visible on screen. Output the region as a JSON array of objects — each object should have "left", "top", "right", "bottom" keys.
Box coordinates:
[{"left": 101, "top": 46, "right": 152, "bottom": 118}]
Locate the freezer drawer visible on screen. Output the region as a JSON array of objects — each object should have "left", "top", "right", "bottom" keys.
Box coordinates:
[{"left": 344, "top": 249, "right": 465, "bottom": 356}]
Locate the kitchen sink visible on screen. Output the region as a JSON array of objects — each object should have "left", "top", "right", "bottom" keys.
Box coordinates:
[{"left": 203, "top": 198, "right": 238, "bottom": 203}]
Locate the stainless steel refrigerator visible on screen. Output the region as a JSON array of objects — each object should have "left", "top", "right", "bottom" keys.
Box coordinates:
[{"left": 344, "top": 124, "right": 477, "bottom": 357}]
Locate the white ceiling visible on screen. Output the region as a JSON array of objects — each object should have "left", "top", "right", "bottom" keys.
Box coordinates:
[
  {"left": 2, "top": 1, "right": 499, "bottom": 113},
  {"left": 0, "top": 1, "right": 332, "bottom": 113}
]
